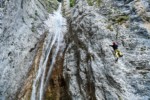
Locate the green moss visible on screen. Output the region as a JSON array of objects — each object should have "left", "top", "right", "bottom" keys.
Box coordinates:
[
  {"left": 87, "top": 0, "right": 94, "bottom": 6},
  {"left": 111, "top": 15, "right": 129, "bottom": 24},
  {"left": 107, "top": 25, "right": 113, "bottom": 31},
  {"left": 86, "top": 0, "right": 101, "bottom": 6},
  {"left": 87, "top": 53, "right": 94, "bottom": 61},
  {"left": 97, "top": 0, "right": 101, "bottom": 6},
  {"left": 70, "top": 0, "right": 75, "bottom": 7},
  {"left": 42, "top": 0, "right": 58, "bottom": 13},
  {"left": 116, "top": 15, "right": 129, "bottom": 24}
]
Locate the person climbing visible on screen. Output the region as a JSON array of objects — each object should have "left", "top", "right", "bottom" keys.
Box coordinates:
[{"left": 109, "top": 42, "right": 123, "bottom": 62}]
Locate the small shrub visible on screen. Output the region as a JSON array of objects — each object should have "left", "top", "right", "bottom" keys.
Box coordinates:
[
  {"left": 111, "top": 15, "right": 129, "bottom": 25},
  {"left": 87, "top": 0, "right": 101, "bottom": 6},
  {"left": 97, "top": 0, "right": 101, "bottom": 6},
  {"left": 116, "top": 15, "right": 129, "bottom": 24},
  {"left": 87, "top": 0, "right": 94, "bottom": 6},
  {"left": 107, "top": 25, "right": 113, "bottom": 31},
  {"left": 70, "top": 0, "right": 75, "bottom": 7}
]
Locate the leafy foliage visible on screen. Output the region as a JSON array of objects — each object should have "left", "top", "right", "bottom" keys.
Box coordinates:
[
  {"left": 111, "top": 15, "right": 129, "bottom": 24},
  {"left": 87, "top": 0, "right": 94, "bottom": 6},
  {"left": 70, "top": 0, "right": 75, "bottom": 7},
  {"left": 87, "top": 0, "right": 101, "bottom": 6}
]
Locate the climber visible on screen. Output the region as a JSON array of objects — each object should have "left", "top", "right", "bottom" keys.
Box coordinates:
[{"left": 109, "top": 42, "right": 123, "bottom": 62}]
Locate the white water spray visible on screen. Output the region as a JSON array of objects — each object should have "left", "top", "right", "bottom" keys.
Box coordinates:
[{"left": 31, "top": 3, "right": 67, "bottom": 100}]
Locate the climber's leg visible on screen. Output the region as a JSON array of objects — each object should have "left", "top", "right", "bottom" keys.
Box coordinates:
[
  {"left": 118, "top": 50, "right": 123, "bottom": 57},
  {"left": 115, "top": 50, "right": 119, "bottom": 63},
  {"left": 115, "top": 50, "right": 119, "bottom": 58},
  {"left": 115, "top": 58, "right": 118, "bottom": 63}
]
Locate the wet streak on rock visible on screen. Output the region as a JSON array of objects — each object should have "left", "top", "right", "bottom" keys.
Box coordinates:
[
  {"left": 86, "top": 53, "right": 96, "bottom": 100},
  {"left": 105, "top": 74, "right": 122, "bottom": 93},
  {"left": 16, "top": 33, "right": 47, "bottom": 100},
  {"left": 44, "top": 46, "right": 71, "bottom": 100}
]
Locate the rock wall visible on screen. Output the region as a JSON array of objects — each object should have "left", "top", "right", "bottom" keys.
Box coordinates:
[
  {"left": 0, "top": 0, "right": 58, "bottom": 99},
  {"left": 0, "top": 0, "right": 150, "bottom": 100},
  {"left": 63, "top": 0, "right": 150, "bottom": 99}
]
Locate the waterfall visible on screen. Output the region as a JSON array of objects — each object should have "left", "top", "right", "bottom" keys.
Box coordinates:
[{"left": 31, "top": 3, "right": 66, "bottom": 100}]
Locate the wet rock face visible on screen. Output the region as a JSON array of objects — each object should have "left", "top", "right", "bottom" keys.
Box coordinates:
[
  {"left": 63, "top": 0, "right": 150, "bottom": 99},
  {"left": 0, "top": 0, "right": 58, "bottom": 99}
]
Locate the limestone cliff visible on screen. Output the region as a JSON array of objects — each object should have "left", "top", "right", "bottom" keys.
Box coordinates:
[
  {"left": 0, "top": 0, "right": 58, "bottom": 99},
  {"left": 63, "top": 0, "right": 150, "bottom": 99},
  {"left": 0, "top": 0, "right": 150, "bottom": 100}
]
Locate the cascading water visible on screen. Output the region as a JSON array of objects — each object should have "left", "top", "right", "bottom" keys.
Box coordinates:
[{"left": 31, "top": 3, "right": 67, "bottom": 100}]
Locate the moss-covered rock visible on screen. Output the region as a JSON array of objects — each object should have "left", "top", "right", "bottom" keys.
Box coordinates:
[
  {"left": 86, "top": 0, "right": 101, "bottom": 6},
  {"left": 111, "top": 15, "right": 129, "bottom": 24},
  {"left": 107, "top": 24, "right": 113, "bottom": 31},
  {"left": 70, "top": 0, "right": 75, "bottom": 7},
  {"left": 41, "top": 0, "right": 59, "bottom": 13}
]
